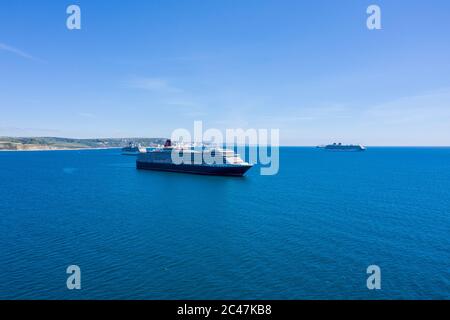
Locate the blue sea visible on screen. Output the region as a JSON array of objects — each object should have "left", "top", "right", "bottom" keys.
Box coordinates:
[{"left": 0, "top": 147, "right": 449, "bottom": 299}]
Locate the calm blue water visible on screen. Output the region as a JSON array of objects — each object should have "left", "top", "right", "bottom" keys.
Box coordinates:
[{"left": 0, "top": 147, "right": 449, "bottom": 299}]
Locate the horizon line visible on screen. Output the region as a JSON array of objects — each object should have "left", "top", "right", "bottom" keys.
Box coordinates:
[{"left": 1, "top": 136, "right": 449, "bottom": 148}]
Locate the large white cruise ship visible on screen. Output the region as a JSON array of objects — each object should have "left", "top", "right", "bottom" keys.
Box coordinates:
[{"left": 136, "top": 139, "right": 253, "bottom": 176}]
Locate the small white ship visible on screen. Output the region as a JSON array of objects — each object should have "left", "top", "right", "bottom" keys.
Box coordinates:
[
  {"left": 121, "top": 142, "right": 146, "bottom": 155},
  {"left": 319, "top": 143, "right": 366, "bottom": 152}
]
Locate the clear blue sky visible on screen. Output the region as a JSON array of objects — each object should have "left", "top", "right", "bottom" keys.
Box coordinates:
[{"left": 1, "top": 0, "right": 450, "bottom": 145}]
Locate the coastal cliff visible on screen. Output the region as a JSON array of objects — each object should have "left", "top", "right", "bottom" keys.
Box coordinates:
[{"left": 0, "top": 137, "right": 167, "bottom": 151}]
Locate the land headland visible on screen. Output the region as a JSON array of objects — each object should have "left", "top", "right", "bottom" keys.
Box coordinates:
[{"left": 0, "top": 137, "right": 167, "bottom": 151}]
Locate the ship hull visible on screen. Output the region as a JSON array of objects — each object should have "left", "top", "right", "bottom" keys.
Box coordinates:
[
  {"left": 322, "top": 145, "right": 366, "bottom": 152},
  {"left": 122, "top": 151, "right": 142, "bottom": 156},
  {"left": 324, "top": 148, "right": 365, "bottom": 152},
  {"left": 136, "top": 161, "right": 252, "bottom": 176}
]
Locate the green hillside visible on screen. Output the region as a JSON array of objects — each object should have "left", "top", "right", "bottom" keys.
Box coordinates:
[{"left": 0, "top": 137, "right": 167, "bottom": 150}]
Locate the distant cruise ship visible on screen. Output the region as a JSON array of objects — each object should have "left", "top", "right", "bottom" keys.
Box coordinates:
[
  {"left": 319, "top": 143, "right": 366, "bottom": 152},
  {"left": 122, "top": 142, "right": 146, "bottom": 155},
  {"left": 136, "top": 139, "right": 253, "bottom": 176}
]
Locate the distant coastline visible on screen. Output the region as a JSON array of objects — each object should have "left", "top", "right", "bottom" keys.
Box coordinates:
[
  {"left": 2, "top": 137, "right": 449, "bottom": 151},
  {"left": 0, "top": 137, "right": 167, "bottom": 151},
  {"left": 0, "top": 147, "right": 120, "bottom": 152}
]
